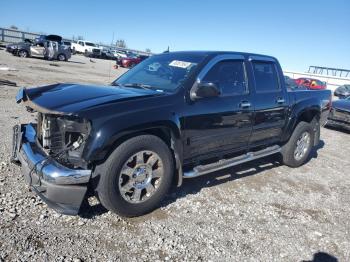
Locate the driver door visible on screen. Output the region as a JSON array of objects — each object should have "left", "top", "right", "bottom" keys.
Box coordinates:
[
  {"left": 183, "top": 55, "right": 253, "bottom": 161},
  {"left": 30, "top": 42, "right": 45, "bottom": 57}
]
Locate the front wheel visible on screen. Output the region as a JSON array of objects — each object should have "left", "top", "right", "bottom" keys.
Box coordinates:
[
  {"left": 94, "top": 135, "right": 174, "bottom": 217},
  {"left": 18, "top": 50, "right": 28, "bottom": 58},
  {"left": 281, "top": 121, "right": 315, "bottom": 167}
]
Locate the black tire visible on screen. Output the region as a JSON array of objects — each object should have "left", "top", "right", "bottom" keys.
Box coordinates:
[
  {"left": 57, "top": 53, "right": 66, "bottom": 61},
  {"left": 281, "top": 121, "right": 315, "bottom": 167},
  {"left": 18, "top": 50, "right": 28, "bottom": 58},
  {"left": 94, "top": 135, "right": 174, "bottom": 217},
  {"left": 72, "top": 47, "right": 76, "bottom": 55}
]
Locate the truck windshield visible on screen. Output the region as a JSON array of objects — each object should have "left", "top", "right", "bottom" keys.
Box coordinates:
[
  {"left": 112, "top": 53, "right": 207, "bottom": 92},
  {"left": 85, "top": 42, "right": 96, "bottom": 47}
]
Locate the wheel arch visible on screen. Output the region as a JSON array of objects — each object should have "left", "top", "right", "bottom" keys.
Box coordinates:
[
  {"left": 282, "top": 105, "right": 321, "bottom": 145},
  {"left": 297, "top": 108, "right": 320, "bottom": 124},
  {"left": 86, "top": 122, "right": 184, "bottom": 187}
]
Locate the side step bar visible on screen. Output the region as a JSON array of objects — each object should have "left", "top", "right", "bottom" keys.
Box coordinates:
[{"left": 183, "top": 145, "right": 281, "bottom": 178}]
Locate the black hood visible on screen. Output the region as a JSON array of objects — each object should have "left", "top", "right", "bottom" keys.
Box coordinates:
[
  {"left": 16, "top": 83, "right": 163, "bottom": 115},
  {"left": 332, "top": 99, "right": 350, "bottom": 112}
]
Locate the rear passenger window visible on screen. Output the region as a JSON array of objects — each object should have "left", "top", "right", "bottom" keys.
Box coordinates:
[
  {"left": 202, "top": 60, "right": 247, "bottom": 96},
  {"left": 252, "top": 62, "right": 280, "bottom": 92}
]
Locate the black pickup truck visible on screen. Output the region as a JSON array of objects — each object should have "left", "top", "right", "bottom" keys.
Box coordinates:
[{"left": 12, "top": 51, "right": 331, "bottom": 217}]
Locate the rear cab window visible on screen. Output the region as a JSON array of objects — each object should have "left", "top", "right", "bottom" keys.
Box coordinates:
[{"left": 252, "top": 61, "right": 280, "bottom": 93}]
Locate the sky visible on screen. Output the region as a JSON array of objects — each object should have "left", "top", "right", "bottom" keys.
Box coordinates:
[{"left": 1, "top": 0, "right": 349, "bottom": 72}]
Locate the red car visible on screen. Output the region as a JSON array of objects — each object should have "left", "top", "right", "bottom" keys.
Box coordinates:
[
  {"left": 295, "top": 78, "right": 327, "bottom": 90},
  {"left": 120, "top": 56, "right": 141, "bottom": 68},
  {"left": 119, "top": 54, "right": 149, "bottom": 68}
]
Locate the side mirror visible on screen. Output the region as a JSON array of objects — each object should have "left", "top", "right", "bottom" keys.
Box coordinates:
[{"left": 190, "top": 82, "right": 221, "bottom": 100}]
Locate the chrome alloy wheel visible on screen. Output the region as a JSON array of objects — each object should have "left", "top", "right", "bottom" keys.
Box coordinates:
[
  {"left": 118, "top": 150, "right": 163, "bottom": 203},
  {"left": 294, "top": 131, "right": 311, "bottom": 161}
]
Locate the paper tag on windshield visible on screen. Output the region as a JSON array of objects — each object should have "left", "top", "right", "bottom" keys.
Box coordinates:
[{"left": 169, "top": 60, "right": 192, "bottom": 68}]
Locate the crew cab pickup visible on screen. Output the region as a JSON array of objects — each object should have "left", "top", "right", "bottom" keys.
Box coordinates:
[
  {"left": 70, "top": 40, "right": 102, "bottom": 57},
  {"left": 12, "top": 51, "right": 331, "bottom": 217}
]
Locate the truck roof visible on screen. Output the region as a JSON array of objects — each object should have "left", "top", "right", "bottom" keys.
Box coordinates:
[{"left": 162, "top": 50, "right": 277, "bottom": 61}]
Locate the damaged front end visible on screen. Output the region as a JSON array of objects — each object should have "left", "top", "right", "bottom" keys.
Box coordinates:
[
  {"left": 12, "top": 88, "right": 92, "bottom": 215},
  {"left": 37, "top": 113, "right": 91, "bottom": 169}
]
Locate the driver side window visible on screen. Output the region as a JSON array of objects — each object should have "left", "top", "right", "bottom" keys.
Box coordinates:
[{"left": 202, "top": 60, "right": 247, "bottom": 96}]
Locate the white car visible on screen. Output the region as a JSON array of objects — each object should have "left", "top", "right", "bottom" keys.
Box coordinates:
[
  {"left": 112, "top": 49, "right": 132, "bottom": 59},
  {"left": 71, "top": 40, "right": 102, "bottom": 57}
]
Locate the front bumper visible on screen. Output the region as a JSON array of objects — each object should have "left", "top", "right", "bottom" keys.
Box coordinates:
[
  {"left": 326, "top": 108, "right": 350, "bottom": 131},
  {"left": 327, "top": 118, "right": 350, "bottom": 131},
  {"left": 11, "top": 124, "right": 92, "bottom": 215},
  {"left": 6, "top": 47, "right": 17, "bottom": 54}
]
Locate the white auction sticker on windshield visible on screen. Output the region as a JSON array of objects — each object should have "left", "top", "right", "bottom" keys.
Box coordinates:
[{"left": 169, "top": 60, "right": 192, "bottom": 68}]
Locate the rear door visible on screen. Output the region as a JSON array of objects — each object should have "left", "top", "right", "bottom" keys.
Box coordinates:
[
  {"left": 248, "top": 56, "right": 289, "bottom": 148},
  {"left": 183, "top": 54, "right": 254, "bottom": 160}
]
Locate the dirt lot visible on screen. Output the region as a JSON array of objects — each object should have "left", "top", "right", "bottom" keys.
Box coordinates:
[{"left": 0, "top": 50, "right": 349, "bottom": 262}]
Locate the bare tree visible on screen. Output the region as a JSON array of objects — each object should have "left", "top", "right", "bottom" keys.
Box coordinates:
[
  {"left": 77, "top": 36, "right": 84, "bottom": 40},
  {"left": 145, "top": 48, "right": 151, "bottom": 53},
  {"left": 116, "top": 39, "right": 127, "bottom": 48}
]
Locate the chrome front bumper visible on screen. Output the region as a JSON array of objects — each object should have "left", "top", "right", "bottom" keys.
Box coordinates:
[{"left": 11, "top": 124, "right": 92, "bottom": 215}]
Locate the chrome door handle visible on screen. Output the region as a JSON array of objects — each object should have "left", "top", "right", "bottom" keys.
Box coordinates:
[
  {"left": 276, "top": 98, "right": 285, "bottom": 104},
  {"left": 240, "top": 101, "right": 251, "bottom": 108}
]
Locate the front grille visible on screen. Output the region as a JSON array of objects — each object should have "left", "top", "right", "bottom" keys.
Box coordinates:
[
  {"left": 92, "top": 48, "right": 101, "bottom": 54},
  {"left": 331, "top": 108, "right": 350, "bottom": 123}
]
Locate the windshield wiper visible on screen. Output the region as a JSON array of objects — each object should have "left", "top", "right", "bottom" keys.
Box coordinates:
[
  {"left": 111, "top": 82, "right": 120, "bottom": 86},
  {"left": 122, "top": 83, "right": 156, "bottom": 90}
]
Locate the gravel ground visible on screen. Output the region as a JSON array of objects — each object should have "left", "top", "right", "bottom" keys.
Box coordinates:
[{"left": 0, "top": 50, "right": 349, "bottom": 261}]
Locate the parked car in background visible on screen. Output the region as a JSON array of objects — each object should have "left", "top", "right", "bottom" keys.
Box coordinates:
[
  {"left": 61, "top": 41, "right": 72, "bottom": 51},
  {"left": 71, "top": 40, "right": 102, "bottom": 57},
  {"left": 24, "top": 39, "right": 34, "bottom": 44},
  {"left": 284, "top": 75, "right": 299, "bottom": 90},
  {"left": 35, "top": 35, "right": 62, "bottom": 44},
  {"left": 295, "top": 78, "right": 327, "bottom": 90},
  {"left": 6, "top": 42, "right": 22, "bottom": 54},
  {"left": 327, "top": 97, "right": 350, "bottom": 131},
  {"left": 114, "top": 49, "right": 128, "bottom": 59},
  {"left": 117, "top": 54, "right": 150, "bottom": 68},
  {"left": 100, "top": 48, "right": 116, "bottom": 60},
  {"left": 118, "top": 54, "right": 141, "bottom": 68},
  {"left": 12, "top": 51, "right": 331, "bottom": 217},
  {"left": 334, "top": 84, "right": 350, "bottom": 99},
  {"left": 9, "top": 35, "right": 71, "bottom": 61},
  {"left": 6, "top": 36, "right": 57, "bottom": 55}
]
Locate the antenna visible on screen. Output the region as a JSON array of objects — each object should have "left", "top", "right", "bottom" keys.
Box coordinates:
[{"left": 108, "top": 32, "right": 115, "bottom": 82}]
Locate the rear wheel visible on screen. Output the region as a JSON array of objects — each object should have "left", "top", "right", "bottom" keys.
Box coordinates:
[
  {"left": 95, "top": 135, "right": 174, "bottom": 217},
  {"left": 57, "top": 53, "right": 66, "bottom": 61},
  {"left": 281, "top": 121, "right": 315, "bottom": 167},
  {"left": 18, "top": 50, "right": 28, "bottom": 58}
]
